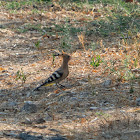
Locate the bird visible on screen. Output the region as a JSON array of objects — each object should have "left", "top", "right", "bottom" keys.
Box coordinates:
[{"left": 34, "top": 53, "right": 71, "bottom": 91}]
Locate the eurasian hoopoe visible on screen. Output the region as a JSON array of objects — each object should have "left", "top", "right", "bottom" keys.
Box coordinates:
[{"left": 34, "top": 53, "right": 71, "bottom": 91}]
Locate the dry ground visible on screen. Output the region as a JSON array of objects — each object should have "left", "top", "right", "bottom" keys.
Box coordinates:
[{"left": 0, "top": 1, "right": 140, "bottom": 140}]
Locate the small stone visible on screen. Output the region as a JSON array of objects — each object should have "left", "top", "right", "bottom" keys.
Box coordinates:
[
  {"left": 21, "top": 118, "right": 32, "bottom": 125},
  {"left": 0, "top": 112, "right": 8, "bottom": 115},
  {"left": 49, "top": 135, "right": 67, "bottom": 140},
  {"left": 19, "top": 133, "right": 43, "bottom": 140},
  {"left": 112, "top": 87, "right": 116, "bottom": 90},
  {"left": 3, "top": 131, "right": 18, "bottom": 138},
  {"left": 102, "top": 133, "right": 113, "bottom": 139},
  {"left": 120, "top": 135, "right": 129, "bottom": 140},
  {"left": 102, "top": 50, "right": 106, "bottom": 53},
  {"left": 102, "top": 107, "right": 111, "bottom": 110},
  {"left": 2, "top": 70, "right": 8, "bottom": 73},
  {"left": 77, "top": 115, "right": 86, "bottom": 118},
  {"left": 34, "top": 118, "right": 45, "bottom": 124},
  {"left": 69, "top": 97, "right": 80, "bottom": 106},
  {"left": 95, "top": 78, "right": 101, "bottom": 81},
  {"left": 136, "top": 98, "right": 140, "bottom": 106},
  {"left": 100, "top": 100, "right": 111, "bottom": 107},
  {"left": 90, "top": 107, "right": 98, "bottom": 110},
  {"left": 33, "top": 125, "right": 47, "bottom": 129},
  {"left": 102, "top": 79, "right": 112, "bottom": 87},
  {"left": 45, "top": 112, "right": 53, "bottom": 121},
  {"left": 70, "top": 97, "right": 78, "bottom": 102},
  {"left": 8, "top": 101, "right": 17, "bottom": 107},
  {"left": 90, "top": 117, "right": 98, "bottom": 122},
  {"left": 1, "top": 73, "right": 9, "bottom": 76},
  {"left": 41, "top": 67, "right": 47, "bottom": 70},
  {"left": 21, "top": 102, "right": 37, "bottom": 113},
  {"left": 1, "top": 101, "right": 17, "bottom": 109},
  {"left": 26, "top": 92, "right": 32, "bottom": 97},
  {"left": 9, "top": 67, "right": 14, "bottom": 70}
]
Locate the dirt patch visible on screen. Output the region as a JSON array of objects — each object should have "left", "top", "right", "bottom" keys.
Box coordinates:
[{"left": 0, "top": 1, "right": 140, "bottom": 139}]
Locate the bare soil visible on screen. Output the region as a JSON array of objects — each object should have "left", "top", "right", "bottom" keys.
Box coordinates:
[{"left": 0, "top": 4, "right": 140, "bottom": 140}]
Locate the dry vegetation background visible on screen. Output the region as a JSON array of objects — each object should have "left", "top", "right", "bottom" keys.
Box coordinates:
[{"left": 0, "top": 0, "right": 140, "bottom": 139}]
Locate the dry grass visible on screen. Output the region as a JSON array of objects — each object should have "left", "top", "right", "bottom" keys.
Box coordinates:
[{"left": 0, "top": 0, "right": 140, "bottom": 139}]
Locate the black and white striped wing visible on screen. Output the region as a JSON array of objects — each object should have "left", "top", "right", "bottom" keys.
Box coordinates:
[
  {"left": 45, "top": 70, "right": 63, "bottom": 84},
  {"left": 33, "top": 70, "right": 63, "bottom": 91}
]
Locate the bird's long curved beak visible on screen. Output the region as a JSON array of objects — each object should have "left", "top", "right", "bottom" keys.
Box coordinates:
[{"left": 53, "top": 53, "right": 60, "bottom": 56}]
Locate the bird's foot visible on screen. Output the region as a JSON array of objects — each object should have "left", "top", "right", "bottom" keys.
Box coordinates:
[{"left": 56, "top": 83, "right": 65, "bottom": 89}]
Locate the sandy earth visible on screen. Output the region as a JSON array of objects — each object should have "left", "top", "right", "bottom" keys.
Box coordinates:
[{"left": 0, "top": 4, "right": 140, "bottom": 140}]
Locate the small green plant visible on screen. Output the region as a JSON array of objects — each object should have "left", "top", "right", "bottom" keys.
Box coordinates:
[
  {"left": 34, "top": 40, "right": 41, "bottom": 49},
  {"left": 103, "top": 59, "right": 117, "bottom": 75},
  {"left": 90, "top": 42, "right": 98, "bottom": 51},
  {"left": 129, "top": 85, "right": 134, "bottom": 93},
  {"left": 59, "top": 20, "right": 72, "bottom": 50},
  {"left": 6, "top": 1, "right": 20, "bottom": 10},
  {"left": 52, "top": 54, "right": 56, "bottom": 65},
  {"left": 60, "top": 37, "right": 71, "bottom": 49},
  {"left": 4, "top": 0, "right": 40, "bottom": 10},
  {"left": 17, "top": 24, "right": 42, "bottom": 33},
  {"left": 90, "top": 55, "right": 103, "bottom": 68},
  {"left": 134, "top": 58, "right": 138, "bottom": 68},
  {"left": 15, "top": 68, "right": 27, "bottom": 84},
  {"left": 95, "top": 111, "right": 104, "bottom": 116},
  {"left": 32, "top": 8, "right": 40, "bottom": 14}
]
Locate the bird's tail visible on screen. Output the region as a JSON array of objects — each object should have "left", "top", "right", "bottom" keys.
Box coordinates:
[{"left": 33, "top": 84, "right": 43, "bottom": 91}]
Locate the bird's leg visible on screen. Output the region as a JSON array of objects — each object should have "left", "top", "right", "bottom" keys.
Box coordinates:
[
  {"left": 56, "top": 83, "right": 65, "bottom": 89},
  {"left": 59, "top": 84, "right": 65, "bottom": 88}
]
